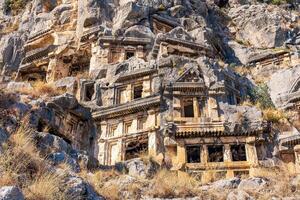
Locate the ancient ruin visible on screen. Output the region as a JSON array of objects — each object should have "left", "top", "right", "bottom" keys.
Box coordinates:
[{"left": 1, "top": 0, "right": 300, "bottom": 198}]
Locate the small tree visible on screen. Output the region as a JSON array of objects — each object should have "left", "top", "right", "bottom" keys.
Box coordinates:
[{"left": 249, "top": 84, "right": 274, "bottom": 109}]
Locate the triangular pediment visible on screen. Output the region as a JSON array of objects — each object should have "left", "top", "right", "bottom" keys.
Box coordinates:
[{"left": 176, "top": 67, "right": 204, "bottom": 83}]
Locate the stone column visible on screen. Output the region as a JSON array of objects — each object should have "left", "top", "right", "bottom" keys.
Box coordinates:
[
  {"left": 224, "top": 144, "right": 234, "bottom": 178},
  {"left": 177, "top": 143, "right": 186, "bottom": 166},
  {"left": 224, "top": 144, "right": 232, "bottom": 162},
  {"left": 136, "top": 45, "right": 144, "bottom": 59},
  {"left": 245, "top": 143, "right": 258, "bottom": 166},
  {"left": 208, "top": 95, "right": 219, "bottom": 121},
  {"left": 201, "top": 145, "right": 208, "bottom": 164},
  {"left": 148, "top": 130, "right": 158, "bottom": 157},
  {"left": 193, "top": 97, "right": 200, "bottom": 118},
  {"left": 294, "top": 145, "right": 300, "bottom": 173},
  {"left": 142, "top": 77, "right": 151, "bottom": 97}
]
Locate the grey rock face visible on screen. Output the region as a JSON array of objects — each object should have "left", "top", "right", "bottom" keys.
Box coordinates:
[
  {"left": 0, "top": 34, "right": 25, "bottom": 75},
  {"left": 112, "top": 2, "right": 149, "bottom": 36},
  {"left": 0, "top": 186, "right": 24, "bottom": 200},
  {"left": 268, "top": 65, "right": 300, "bottom": 109},
  {"left": 222, "top": 105, "right": 264, "bottom": 134},
  {"left": 228, "top": 5, "right": 293, "bottom": 48},
  {"left": 76, "top": 0, "right": 112, "bottom": 37}
]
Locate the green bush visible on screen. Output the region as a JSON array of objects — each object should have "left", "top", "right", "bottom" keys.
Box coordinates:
[{"left": 249, "top": 84, "right": 274, "bottom": 109}]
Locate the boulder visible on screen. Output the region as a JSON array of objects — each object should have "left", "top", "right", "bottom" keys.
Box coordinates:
[
  {"left": 210, "top": 177, "right": 241, "bottom": 190},
  {"left": 54, "top": 77, "right": 77, "bottom": 94},
  {"left": 124, "top": 158, "right": 160, "bottom": 178},
  {"left": 227, "top": 190, "right": 254, "bottom": 200},
  {"left": 49, "top": 93, "right": 79, "bottom": 110},
  {"left": 35, "top": 132, "right": 72, "bottom": 153},
  {"left": 222, "top": 105, "right": 265, "bottom": 134},
  {"left": 0, "top": 186, "right": 24, "bottom": 200},
  {"left": 238, "top": 177, "right": 267, "bottom": 191},
  {"left": 6, "top": 82, "right": 32, "bottom": 92},
  {"left": 63, "top": 175, "right": 104, "bottom": 200}
]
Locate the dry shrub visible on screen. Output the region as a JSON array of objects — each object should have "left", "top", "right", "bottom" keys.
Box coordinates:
[
  {"left": 149, "top": 169, "right": 198, "bottom": 198},
  {"left": 0, "top": 126, "right": 43, "bottom": 187},
  {"left": 16, "top": 81, "right": 65, "bottom": 98},
  {"left": 83, "top": 169, "right": 121, "bottom": 199},
  {"left": 25, "top": 172, "right": 64, "bottom": 200},
  {"left": 234, "top": 66, "right": 251, "bottom": 76},
  {"left": 98, "top": 184, "right": 120, "bottom": 200},
  {"left": 262, "top": 108, "right": 287, "bottom": 123},
  {"left": 248, "top": 165, "right": 297, "bottom": 199},
  {"left": 127, "top": 182, "right": 142, "bottom": 199},
  {"left": 87, "top": 170, "right": 120, "bottom": 189}
]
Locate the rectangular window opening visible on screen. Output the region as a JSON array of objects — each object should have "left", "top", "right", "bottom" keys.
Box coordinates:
[
  {"left": 126, "top": 51, "right": 135, "bottom": 60},
  {"left": 183, "top": 99, "right": 194, "bottom": 117},
  {"left": 125, "top": 141, "right": 148, "bottom": 160},
  {"left": 133, "top": 84, "right": 143, "bottom": 100},
  {"left": 186, "top": 145, "right": 201, "bottom": 163},
  {"left": 85, "top": 84, "right": 94, "bottom": 101},
  {"left": 208, "top": 145, "right": 224, "bottom": 162},
  {"left": 231, "top": 144, "right": 246, "bottom": 161}
]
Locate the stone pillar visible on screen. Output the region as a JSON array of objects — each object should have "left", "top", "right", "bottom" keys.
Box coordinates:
[
  {"left": 136, "top": 45, "right": 144, "bottom": 59},
  {"left": 142, "top": 77, "right": 151, "bottom": 97},
  {"left": 208, "top": 95, "right": 220, "bottom": 121},
  {"left": 148, "top": 130, "right": 158, "bottom": 157},
  {"left": 224, "top": 144, "right": 232, "bottom": 162},
  {"left": 193, "top": 97, "right": 200, "bottom": 118},
  {"left": 201, "top": 145, "right": 208, "bottom": 164},
  {"left": 177, "top": 143, "right": 186, "bottom": 166},
  {"left": 97, "top": 141, "right": 106, "bottom": 165},
  {"left": 294, "top": 145, "right": 300, "bottom": 173},
  {"left": 126, "top": 84, "right": 132, "bottom": 102},
  {"left": 245, "top": 143, "right": 258, "bottom": 166}
]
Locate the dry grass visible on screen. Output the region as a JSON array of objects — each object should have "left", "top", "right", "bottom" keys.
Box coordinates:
[
  {"left": 0, "top": 125, "right": 67, "bottom": 199},
  {"left": 148, "top": 169, "right": 199, "bottom": 198},
  {"left": 25, "top": 172, "right": 64, "bottom": 200},
  {"left": 247, "top": 165, "right": 298, "bottom": 200},
  {"left": 0, "top": 21, "right": 19, "bottom": 34},
  {"left": 234, "top": 66, "right": 251, "bottom": 76},
  {"left": 16, "top": 81, "right": 65, "bottom": 98},
  {"left": 83, "top": 169, "right": 121, "bottom": 200},
  {"left": 85, "top": 170, "right": 120, "bottom": 189},
  {"left": 75, "top": 71, "right": 90, "bottom": 80},
  {"left": 98, "top": 184, "right": 120, "bottom": 200}
]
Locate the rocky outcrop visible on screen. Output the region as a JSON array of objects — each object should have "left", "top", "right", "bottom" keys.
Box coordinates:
[
  {"left": 228, "top": 5, "right": 297, "bottom": 48},
  {"left": 268, "top": 65, "right": 300, "bottom": 109},
  {"left": 0, "top": 186, "right": 24, "bottom": 200},
  {"left": 222, "top": 105, "right": 266, "bottom": 134}
]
